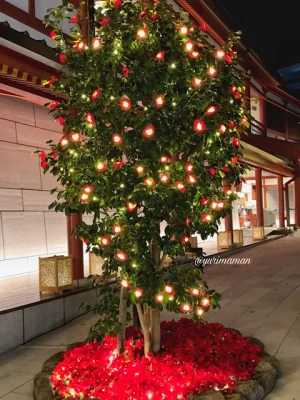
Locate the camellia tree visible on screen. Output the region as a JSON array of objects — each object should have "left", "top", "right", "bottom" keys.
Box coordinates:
[{"left": 43, "top": 0, "right": 249, "bottom": 356}]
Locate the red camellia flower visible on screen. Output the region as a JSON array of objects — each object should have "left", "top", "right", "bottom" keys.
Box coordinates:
[
  {"left": 91, "top": 89, "right": 101, "bottom": 100},
  {"left": 230, "top": 85, "right": 237, "bottom": 93},
  {"left": 41, "top": 160, "right": 47, "bottom": 169},
  {"left": 126, "top": 201, "right": 137, "bottom": 211},
  {"left": 221, "top": 166, "right": 230, "bottom": 172},
  {"left": 233, "top": 137, "right": 240, "bottom": 147},
  {"left": 59, "top": 53, "right": 66, "bottom": 64},
  {"left": 100, "top": 16, "right": 110, "bottom": 25},
  {"left": 155, "top": 294, "right": 164, "bottom": 303},
  {"left": 112, "top": 133, "right": 123, "bottom": 145},
  {"left": 152, "top": 12, "right": 158, "bottom": 20},
  {"left": 232, "top": 155, "right": 239, "bottom": 164},
  {"left": 113, "top": 0, "right": 122, "bottom": 7},
  {"left": 120, "top": 98, "right": 131, "bottom": 110},
  {"left": 138, "top": 10, "right": 148, "bottom": 20},
  {"left": 83, "top": 185, "right": 94, "bottom": 194},
  {"left": 49, "top": 75, "right": 56, "bottom": 87},
  {"left": 50, "top": 30, "right": 56, "bottom": 40},
  {"left": 178, "top": 25, "right": 189, "bottom": 35},
  {"left": 185, "top": 218, "right": 190, "bottom": 225},
  {"left": 57, "top": 117, "right": 65, "bottom": 125},
  {"left": 228, "top": 120, "right": 235, "bottom": 128},
  {"left": 193, "top": 119, "right": 206, "bottom": 133},
  {"left": 70, "top": 14, "right": 79, "bottom": 23},
  {"left": 59, "top": 137, "right": 68, "bottom": 146},
  {"left": 81, "top": 193, "right": 89, "bottom": 203},
  {"left": 160, "top": 155, "right": 171, "bottom": 163},
  {"left": 235, "top": 92, "right": 242, "bottom": 99},
  {"left": 142, "top": 125, "right": 155, "bottom": 138},
  {"left": 85, "top": 112, "right": 95, "bottom": 125},
  {"left": 113, "top": 161, "right": 124, "bottom": 168},
  {"left": 121, "top": 278, "right": 130, "bottom": 288},
  {"left": 209, "top": 168, "right": 216, "bottom": 176},
  {"left": 201, "top": 197, "right": 210, "bottom": 205},
  {"left": 155, "top": 51, "right": 165, "bottom": 61},
  {"left": 136, "top": 165, "right": 144, "bottom": 175},
  {"left": 175, "top": 181, "right": 185, "bottom": 193},
  {"left": 100, "top": 236, "right": 111, "bottom": 247},
  {"left": 225, "top": 55, "right": 232, "bottom": 64},
  {"left": 74, "top": 40, "right": 86, "bottom": 51},
  {"left": 144, "top": 177, "right": 156, "bottom": 187},
  {"left": 184, "top": 40, "right": 194, "bottom": 52},
  {"left": 49, "top": 101, "right": 60, "bottom": 109},
  {"left": 134, "top": 288, "right": 143, "bottom": 298},
  {"left": 214, "top": 49, "right": 225, "bottom": 59},
  {"left": 115, "top": 251, "right": 128, "bottom": 262},
  {"left": 122, "top": 65, "right": 129, "bottom": 79},
  {"left": 52, "top": 152, "right": 59, "bottom": 160}
]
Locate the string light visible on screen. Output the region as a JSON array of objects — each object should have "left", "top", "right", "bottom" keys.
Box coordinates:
[
  {"left": 191, "top": 77, "right": 203, "bottom": 87},
  {"left": 218, "top": 124, "right": 226, "bottom": 134},
  {"left": 155, "top": 95, "right": 165, "bottom": 108},
  {"left": 155, "top": 51, "right": 165, "bottom": 60},
  {"left": 201, "top": 197, "right": 210, "bottom": 206},
  {"left": 170, "top": 63, "right": 176, "bottom": 69},
  {"left": 137, "top": 27, "right": 148, "bottom": 40},
  {"left": 83, "top": 185, "right": 94, "bottom": 193},
  {"left": 113, "top": 161, "right": 124, "bottom": 168},
  {"left": 184, "top": 40, "right": 194, "bottom": 52},
  {"left": 112, "top": 133, "right": 123, "bottom": 145},
  {"left": 233, "top": 137, "right": 240, "bottom": 146},
  {"left": 232, "top": 155, "right": 239, "bottom": 164},
  {"left": 196, "top": 306, "right": 204, "bottom": 316},
  {"left": 74, "top": 40, "right": 86, "bottom": 51},
  {"left": 181, "top": 304, "right": 192, "bottom": 313},
  {"left": 186, "top": 175, "right": 197, "bottom": 184},
  {"left": 230, "top": 85, "right": 237, "bottom": 94},
  {"left": 121, "top": 279, "right": 130, "bottom": 288},
  {"left": 112, "top": 224, "right": 122, "bottom": 234},
  {"left": 164, "top": 285, "right": 175, "bottom": 295},
  {"left": 144, "top": 177, "right": 156, "bottom": 187},
  {"left": 100, "top": 236, "right": 111, "bottom": 246},
  {"left": 91, "top": 89, "right": 101, "bottom": 100},
  {"left": 185, "top": 162, "right": 193, "bottom": 173},
  {"left": 81, "top": 193, "right": 89, "bottom": 203},
  {"left": 160, "top": 173, "right": 170, "bottom": 183},
  {"left": 134, "top": 288, "right": 143, "bottom": 298},
  {"left": 191, "top": 288, "right": 201, "bottom": 296},
  {"left": 70, "top": 132, "right": 81, "bottom": 142},
  {"left": 201, "top": 214, "right": 212, "bottom": 222},
  {"left": 205, "top": 105, "right": 218, "bottom": 116},
  {"left": 181, "top": 236, "right": 190, "bottom": 243},
  {"left": 92, "top": 37, "right": 102, "bottom": 50},
  {"left": 95, "top": 161, "right": 107, "bottom": 172},
  {"left": 136, "top": 165, "right": 144, "bottom": 175},
  {"left": 175, "top": 181, "right": 185, "bottom": 193},
  {"left": 193, "top": 119, "right": 206, "bottom": 133},
  {"left": 142, "top": 125, "right": 155, "bottom": 138},
  {"left": 120, "top": 98, "right": 131, "bottom": 110},
  {"left": 160, "top": 155, "right": 171, "bottom": 163},
  {"left": 116, "top": 251, "right": 128, "bottom": 262},
  {"left": 189, "top": 51, "right": 201, "bottom": 59},
  {"left": 85, "top": 112, "right": 96, "bottom": 125},
  {"left": 155, "top": 294, "right": 164, "bottom": 303},
  {"left": 207, "top": 66, "right": 218, "bottom": 77},
  {"left": 214, "top": 49, "right": 225, "bottom": 59},
  {"left": 60, "top": 137, "right": 68, "bottom": 146},
  {"left": 201, "top": 297, "right": 211, "bottom": 307},
  {"left": 126, "top": 201, "right": 137, "bottom": 211},
  {"left": 178, "top": 25, "right": 189, "bottom": 35}
]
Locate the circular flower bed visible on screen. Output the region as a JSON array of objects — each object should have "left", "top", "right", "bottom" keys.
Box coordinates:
[{"left": 51, "top": 319, "right": 262, "bottom": 399}]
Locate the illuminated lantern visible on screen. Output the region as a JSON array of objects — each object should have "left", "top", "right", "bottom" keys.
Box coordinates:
[
  {"left": 201, "top": 214, "right": 212, "bottom": 222},
  {"left": 201, "top": 297, "right": 211, "bottom": 307},
  {"left": 155, "top": 95, "right": 165, "bottom": 108},
  {"left": 160, "top": 173, "right": 170, "bottom": 184},
  {"left": 136, "top": 165, "right": 144, "bottom": 175},
  {"left": 185, "top": 162, "right": 194, "bottom": 173},
  {"left": 233, "top": 137, "right": 240, "bottom": 147},
  {"left": 230, "top": 85, "right": 237, "bottom": 94},
  {"left": 126, "top": 201, "right": 137, "bottom": 211},
  {"left": 137, "top": 27, "right": 148, "bottom": 40},
  {"left": 191, "top": 77, "right": 203, "bottom": 87},
  {"left": 144, "top": 177, "right": 156, "bottom": 187},
  {"left": 121, "top": 279, "right": 130, "bottom": 288},
  {"left": 83, "top": 185, "right": 94, "bottom": 194},
  {"left": 85, "top": 112, "right": 96, "bottom": 125},
  {"left": 115, "top": 251, "right": 128, "bottom": 262},
  {"left": 193, "top": 119, "right": 206, "bottom": 133},
  {"left": 181, "top": 303, "right": 192, "bottom": 313},
  {"left": 134, "top": 288, "right": 143, "bottom": 298},
  {"left": 155, "top": 51, "right": 165, "bottom": 61},
  {"left": 112, "top": 133, "right": 123, "bottom": 145},
  {"left": 164, "top": 285, "right": 175, "bottom": 295},
  {"left": 189, "top": 51, "right": 201, "bottom": 59},
  {"left": 113, "top": 161, "right": 124, "bottom": 168},
  {"left": 70, "top": 132, "right": 81, "bottom": 142},
  {"left": 186, "top": 175, "right": 197, "bottom": 184},
  {"left": 181, "top": 236, "right": 190, "bottom": 244},
  {"left": 196, "top": 307, "right": 204, "bottom": 317},
  {"left": 205, "top": 105, "right": 217, "bottom": 116},
  {"left": 120, "top": 98, "right": 131, "bottom": 111},
  {"left": 95, "top": 161, "right": 107, "bottom": 172},
  {"left": 218, "top": 124, "right": 226, "bottom": 134},
  {"left": 160, "top": 155, "right": 171, "bottom": 163},
  {"left": 207, "top": 66, "right": 218, "bottom": 77},
  {"left": 175, "top": 181, "right": 185, "bottom": 193},
  {"left": 81, "top": 193, "right": 89, "bottom": 203},
  {"left": 155, "top": 294, "right": 164, "bottom": 303},
  {"left": 214, "top": 49, "right": 225, "bottom": 59},
  {"left": 112, "top": 224, "right": 122, "bottom": 234},
  {"left": 60, "top": 137, "right": 68, "bottom": 146},
  {"left": 91, "top": 89, "right": 101, "bottom": 100},
  {"left": 92, "top": 37, "right": 102, "bottom": 50},
  {"left": 178, "top": 25, "right": 189, "bottom": 35},
  {"left": 100, "top": 236, "right": 111, "bottom": 247},
  {"left": 74, "top": 40, "right": 86, "bottom": 51},
  {"left": 184, "top": 40, "right": 194, "bottom": 52},
  {"left": 142, "top": 124, "right": 155, "bottom": 138},
  {"left": 191, "top": 288, "right": 201, "bottom": 296},
  {"left": 201, "top": 196, "right": 210, "bottom": 205},
  {"left": 232, "top": 155, "right": 239, "bottom": 164}
]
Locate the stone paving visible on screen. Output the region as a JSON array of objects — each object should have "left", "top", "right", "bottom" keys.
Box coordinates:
[{"left": 1, "top": 233, "right": 300, "bottom": 399}]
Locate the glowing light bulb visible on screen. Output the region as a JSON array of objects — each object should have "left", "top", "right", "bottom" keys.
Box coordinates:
[
  {"left": 112, "top": 133, "right": 122, "bottom": 145},
  {"left": 83, "top": 185, "right": 94, "bottom": 193},
  {"left": 74, "top": 40, "right": 86, "bottom": 51},
  {"left": 134, "top": 288, "right": 143, "bottom": 298},
  {"left": 85, "top": 112, "right": 95, "bottom": 125},
  {"left": 201, "top": 197, "right": 210, "bottom": 206},
  {"left": 91, "top": 89, "right": 101, "bottom": 100},
  {"left": 214, "top": 49, "right": 225, "bottom": 59},
  {"left": 120, "top": 98, "right": 131, "bottom": 111},
  {"left": 218, "top": 200, "right": 225, "bottom": 209},
  {"left": 60, "top": 137, "right": 68, "bottom": 146},
  {"left": 142, "top": 124, "right": 155, "bottom": 138},
  {"left": 170, "top": 63, "right": 176, "bottom": 69},
  {"left": 92, "top": 37, "right": 102, "bottom": 50},
  {"left": 196, "top": 306, "right": 204, "bottom": 316},
  {"left": 201, "top": 214, "right": 212, "bottom": 222},
  {"left": 144, "top": 177, "right": 156, "bottom": 187},
  {"left": 95, "top": 161, "right": 106, "bottom": 172},
  {"left": 205, "top": 105, "right": 217, "bottom": 116},
  {"left": 160, "top": 155, "right": 171, "bottom": 163},
  {"left": 210, "top": 201, "right": 218, "bottom": 210},
  {"left": 126, "top": 201, "right": 137, "bottom": 211},
  {"left": 155, "top": 294, "right": 164, "bottom": 303},
  {"left": 193, "top": 119, "right": 206, "bottom": 133},
  {"left": 201, "top": 297, "right": 210, "bottom": 307},
  {"left": 189, "top": 51, "right": 201, "bottom": 59},
  {"left": 137, "top": 27, "right": 147, "bottom": 40},
  {"left": 230, "top": 85, "right": 237, "bottom": 94},
  {"left": 155, "top": 51, "right": 165, "bottom": 61},
  {"left": 185, "top": 162, "right": 194, "bottom": 173},
  {"left": 81, "top": 193, "right": 89, "bottom": 203},
  {"left": 116, "top": 251, "right": 128, "bottom": 262},
  {"left": 191, "top": 77, "right": 203, "bottom": 87},
  {"left": 100, "top": 236, "right": 111, "bottom": 246},
  {"left": 219, "top": 124, "right": 226, "bottom": 134},
  {"left": 181, "top": 236, "right": 190, "bottom": 243},
  {"left": 207, "top": 66, "right": 218, "bottom": 77},
  {"left": 175, "top": 181, "right": 185, "bottom": 193},
  {"left": 136, "top": 165, "right": 144, "bottom": 175},
  {"left": 155, "top": 95, "right": 165, "bottom": 108},
  {"left": 70, "top": 132, "right": 81, "bottom": 142},
  {"left": 181, "top": 303, "right": 192, "bottom": 313},
  {"left": 184, "top": 40, "right": 194, "bottom": 52},
  {"left": 112, "top": 224, "right": 122, "bottom": 234},
  {"left": 164, "top": 285, "right": 175, "bottom": 295},
  {"left": 191, "top": 288, "right": 201, "bottom": 296},
  {"left": 186, "top": 175, "right": 197, "bottom": 184},
  {"left": 160, "top": 173, "right": 170, "bottom": 184},
  {"left": 179, "top": 25, "right": 189, "bottom": 35},
  {"left": 121, "top": 279, "right": 130, "bottom": 288}
]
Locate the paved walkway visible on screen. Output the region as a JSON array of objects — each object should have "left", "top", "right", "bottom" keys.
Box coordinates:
[{"left": 1, "top": 233, "right": 300, "bottom": 399}]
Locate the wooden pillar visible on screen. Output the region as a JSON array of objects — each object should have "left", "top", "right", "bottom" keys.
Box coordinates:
[
  {"left": 223, "top": 181, "right": 233, "bottom": 231},
  {"left": 28, "top": 0, "right": 35, "bottom": 15},
  {"left": 255, "top": 168, "right": 264, "bottom": 226},
  {"left": 259, "top": 97, "right": 267, "bottom": 136},
  {"left": 294, "top": 177, "right": 300, "bottom": 227},
  {"left": 67, "top": 214, "right": 84, "bottom": 280},
  {"left": 277, "top": 176, "right": 285, "bottom": 228},
  {"left": 262, "top": 179, "right": 267, "bottom": 209}
]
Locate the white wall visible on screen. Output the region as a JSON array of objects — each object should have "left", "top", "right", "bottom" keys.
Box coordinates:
[{"left": 0, "top": 95, "right": 69, "bottom": 278}]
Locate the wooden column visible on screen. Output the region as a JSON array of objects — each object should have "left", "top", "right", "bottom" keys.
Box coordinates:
[
  {"left": 67, "top": 215, "right": 84, "bottom": 280},
  {"left": 259, "top": 97, "right": 267, "bottom": 136},
  {"left": 255, "top": 168, "right": 264, "bottom": 226},
  {"left": 223, "top": 181, "right": 233, "bottom": 231},
  {"left": 294, "top": 178, "right": 300, "bottom": 227},
  {"left": 28, "top": 0, "right": 35, "bottom": 15},
  {"left": 277, "top": 176, "right": 285, "bottom": 228}
]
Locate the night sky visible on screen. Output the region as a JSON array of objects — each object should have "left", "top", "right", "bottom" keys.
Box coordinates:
[{"left": 214, "top": 0, "right": 300, "bottom": 72}]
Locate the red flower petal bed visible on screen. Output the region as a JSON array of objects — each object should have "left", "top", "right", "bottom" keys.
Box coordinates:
[{"left": 51, "top": 319, "right": 261, "bottom": 400}]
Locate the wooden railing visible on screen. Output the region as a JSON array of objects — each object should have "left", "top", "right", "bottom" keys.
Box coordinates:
[{"left": 250, "top": 119, "right": 265, "bottom": 136}]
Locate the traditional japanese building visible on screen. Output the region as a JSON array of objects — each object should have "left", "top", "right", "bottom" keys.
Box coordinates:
[{"left": 0, "top": 0, "right": 300, "bottom": 280}]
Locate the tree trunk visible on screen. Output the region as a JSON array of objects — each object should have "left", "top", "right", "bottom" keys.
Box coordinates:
[
  {"left": 137, "top": 304, "right": 151, "bottom": 357},
  {"left": 117, "top": 286, "right": 127, "bottom": 354},
  {"left": 150, "top": 308, "right": 161, "bottom": 353}
]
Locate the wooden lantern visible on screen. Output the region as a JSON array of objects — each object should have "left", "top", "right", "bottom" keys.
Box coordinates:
[
  {"left": 217, "top": 231, "right": 233, "bottom": 249},
  {"left": 39, "top": 256, "right": 73, "bottom": 293},
  {"left": 233, "top": 229, "right": 243, "bottom": 246},
  {"left": 252, "top": 226, "right": 265, "bottom": 240},
  {"left": 89, "top": 252, "right": 117, "bottom": 280}
]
